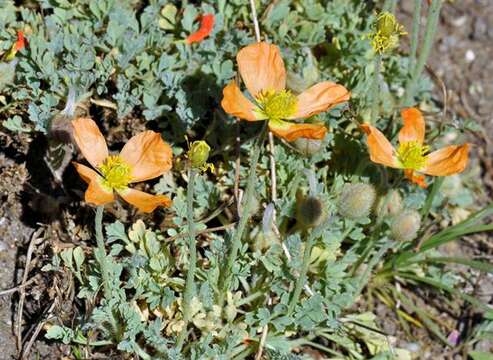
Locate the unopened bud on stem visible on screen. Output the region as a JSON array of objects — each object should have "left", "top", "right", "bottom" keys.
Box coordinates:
[{"left": 337, "top": 183, "right": 376, "bottom": 220}]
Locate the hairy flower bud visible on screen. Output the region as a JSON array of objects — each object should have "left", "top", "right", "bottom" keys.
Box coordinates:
[
  {"left": 297, "top": 195, "right": 325, "bottom": 228},
  {"left": 293, "top": 137, "right": 323, "bottom": 156},
  {"left": 376, "top": 189, "right": 403, "bottom": 218},
  {"left": 390, "top": 210, "right": 421, "bottom": 242},
  {"left": 337, "top": 183, "right": 376, "bottom": 220}
]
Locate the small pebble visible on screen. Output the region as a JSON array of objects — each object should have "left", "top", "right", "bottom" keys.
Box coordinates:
[{"left": 465, "top": 49, "right": 476, "bottom": 63}]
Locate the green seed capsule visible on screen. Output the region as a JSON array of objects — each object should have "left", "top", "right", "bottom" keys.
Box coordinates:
[
  {"left": 188, "top": 140, "right": 210, "bottom": 169},
  {"left": 337, "top": 183, "right": 376, "bottom": 220},
  {"left": 390, "top": 210, "right": 421, "bottom": 242}
]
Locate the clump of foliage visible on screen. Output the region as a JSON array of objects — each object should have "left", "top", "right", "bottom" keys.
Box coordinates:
[{"left": 2, "top": 0, "right": 492, "bottom": 359}]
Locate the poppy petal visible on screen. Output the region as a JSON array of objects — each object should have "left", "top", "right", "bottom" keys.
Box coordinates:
[
  {"left": 221, "top": 81, "right": 266, "bottom": 121},
  {"left": 399, "top": 108, "right": 425, "bottom": 144},
  {"left": 360, "top": 124, "right": 400, "bottom": 168},
  {"left": 118, "top": 188, "right": 172, "bottom": 213},
  {"left": 421, "top": 144, "right": 469, "bottom": 176},
  {"left": 73, "top": 162, "right": 114, "bottom": 205},
  {"left": 289, "top": 82, "right": 350, "bottom": 119},
  {"left": 237, "top": 42, "right": 286, "bottom": 97},
  {"left": 119, "top": 131, "right": 173, "bottom": 183},
  {"left": 268, "top": 119, "right": 327, "bottom": 142},
  {"left": 72, "top": 117, "right": 108, "bottom": 168},
  {"left": 404, "top": 169, "right": 427, "bottom": 188},
  {"left": 186, "top": 14, "right": 215, "bottom": 44}
]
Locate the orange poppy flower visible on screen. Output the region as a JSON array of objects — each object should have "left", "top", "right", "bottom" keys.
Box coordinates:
[
  {"left": 361, "top": 108, "right": 469, "bottom": 188},
  {"left": 221, "top": 42, "right": 350, "bottom": 142},
  {"left": 186, "top": 14, "right": 214, "bottom": 44},
  {"left": 72, "top": 118, "right": 173, "bottom": 212}
]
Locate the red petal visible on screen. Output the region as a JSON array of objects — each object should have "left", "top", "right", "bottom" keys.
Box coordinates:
[
  {"left": 15, "top": 31, "right": 26, "bottom": 51},
  {"left": 186, "top": 14, "right": 215, "bottom": 44}
]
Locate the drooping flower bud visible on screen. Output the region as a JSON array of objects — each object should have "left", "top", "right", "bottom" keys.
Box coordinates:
[
  {"left": 337, "top": 183, "right": 376, "bottom": 220},
  {"left": 368, "top": 12, "right": 406, "bottom": 54},
  {"left": 390, "top": 210, "right": 421, "bottom": 242},
  {"left": 296, "top": 195, "right": 325, "bottom": 228},
  {"left": 375, "top": 189, "right": 403, "bottom": 218},
  {"left": 293, "top": 137, "right": 323, "bottom": 156}
]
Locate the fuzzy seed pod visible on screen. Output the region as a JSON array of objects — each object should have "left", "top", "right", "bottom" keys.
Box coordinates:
[
  {"left": 390, "top": 210, "right": 421, "bottom": 242},
  {"left": 293, "top": 137, "right": 323, "bottom": 156},
  {"left": 376, "top": 189, "right": 403, "bottom": 218},
  {"left": 297, "top": 195, "right": 324, "bottom": 228},
  {"left": 337, "top": 183, "right": 376, "bottom": 220}
]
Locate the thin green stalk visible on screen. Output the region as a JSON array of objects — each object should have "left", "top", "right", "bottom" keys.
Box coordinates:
[
  {"left": 176, "top": 169, "right": 197, "bottom": 349},
  {"left": 218, "top": 124, "right": 267, "bottom": 305},
  {"left": 353, "top": 240, "right": 394, "bottom": 300},
  {"left": 420, "top": 176, "right": 444, "bottom": 218},
  {"left": 370, "top": 54, "right": 382, "bottom": 124},
  {"left": 403, "top": 0, "right": 443, "bottom": 106},
  {"left": 94, "top": 206, "right": 111, "bottom": 299},
  {"left": 408, "top": 0, "right": 422, "bottom": 74},
  {"left": 287, "top": 229, "right": 316, "bottom": 315},
  {"left": 382, "top": 0, "right": 395, "bottom": 12}
]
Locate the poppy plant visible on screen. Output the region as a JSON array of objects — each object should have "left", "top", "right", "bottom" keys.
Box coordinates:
[
  {"left": 221, "top": 42, "right": 350, "bottom": 142},
  {"left": 361, "top": 108, "right": 469, "bottom": 188},
  {"left": 72, "top": 117, "right": 173, "bottom": 212}
]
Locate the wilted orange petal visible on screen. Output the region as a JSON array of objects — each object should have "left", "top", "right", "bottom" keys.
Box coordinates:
[
  {"left": 268, "top": 119, "right": 327, "bottom": 142},
  {"left": 360, "top": 124, "right": 399, "bottom": 168},
  {"left": 73, "top": 162, "right": 114, "bottom": 205},
  {"left": 221, "top": 81, "right": 265, "bottom": 121},
  {"left": 404, "top": 169, "right": 427, "bottom": 188},
  {"left": 399, "top": 108, "right": 425, "bottom": 144},
  {"left": 119, "top": 131, "right": 173, "bottom": 183},
  {"left": 186, "top": 14, "right": 215, "bottom": 44},
  {"left": 289, "top": 82, "right": 350, "bottom": 119},
  {"left": 118, "top": 188, "right": 172, "bottom": 213},
  {"left": 237, "top": 42, "right": 286, "bottom": 97},
  {"left": 72, "top": 118, "right": 108, "bottom": 168},
  {"left": 421, "top": 144, "right": 469, "bottom": 176}
]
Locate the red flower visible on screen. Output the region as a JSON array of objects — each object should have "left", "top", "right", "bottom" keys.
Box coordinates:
[{"left": 186, "top": 14, "right": 215, "bottom": 44}]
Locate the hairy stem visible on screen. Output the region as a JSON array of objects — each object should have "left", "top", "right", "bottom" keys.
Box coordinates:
[
  {"left": 218, "top": 124, "right": 267, "bottom": 306},
  {"left": 176, "top": 169, "right": 197, "bottom": 349},
  {"left": 370, "top": 54, "right": 382, "bottom": 124},
  {"left": 421, "top": 176, "right": 444, "bottom": 219},
  {"left": 409, "top": 0, "right": 422, "bottom": 75},
  {"left": 382, "top": 0, "right": 395, "bottom": 12},
  {"left": 287, "top": 229, "right": 316, "bottom": 315},
  {"left": 403, "top": 0, "right": 442, "bottom": 106},
  {"left": 94, "top": 206, "right": 111, "bottom": 299}
]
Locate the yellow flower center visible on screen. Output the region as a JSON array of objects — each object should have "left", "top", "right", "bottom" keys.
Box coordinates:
[
  {"left": 99, "top": 156, "right": 133, "bottom": 190},
  {"left": 397, "top": 141, "right": 429, "bottom": 170},
  {"left": 255, "top": 89, "right": 297, "bottom": 121}
]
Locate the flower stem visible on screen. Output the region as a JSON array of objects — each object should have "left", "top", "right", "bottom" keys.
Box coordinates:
[
  {"left": 94, "top": 205, "right": 111, "bottom": 299},
  {"left": 382, "top": 0, "right": 395, "bottom": 12},
  {"left": 420, "top": 176, "right": 444, "bottom": 219},
  {"left": 403, "top": 0, "right": 442, "bottom": 106},
  {"left": 370, "top": 54, "right": 382, "bottom": 124},
  {"left": 408, "top": 0, "right": 422, "bottom": 75},
  {"left": 176, "top": 169, "right": 197, "bottom": 349},
  {"left": 218, "top": 123, "right": 267, "bottom": 306},
  {"left": 287, "top": 229, "right": 316, "bottom": 315}
]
